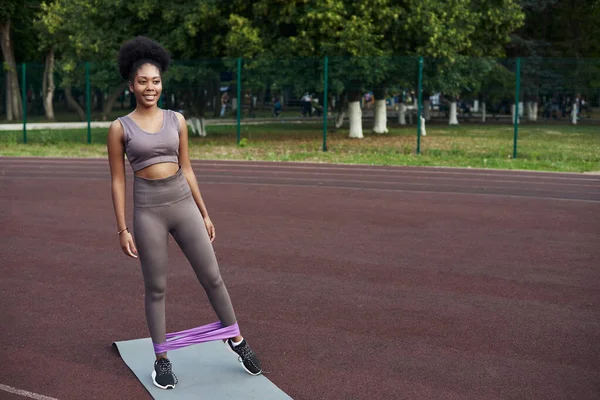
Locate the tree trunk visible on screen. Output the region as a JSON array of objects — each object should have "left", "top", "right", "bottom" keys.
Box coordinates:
[
  {"left": 95, "top": 89, "right": 104, "bottom": 111},
  {"left": 449, "top": 101, "right": 459, "bottom": 125},
  {"left": 526, "top": 101, "right": 533, "bottom": 121},
  {"left": 0, "top": 20, "right": 22, "bottom": 120},
  {"left": 473, "top": 100, "right": 479, "bottom": 112},
  {"left": 347, "top": 86, "right": 363, "bottom": 138},
  {"left": 42, "top": 47, "right": 56, "bottom": 121},
  {"left": 398, "top": 103, "right": 407, "bottom": 125},
  {"left": 5, "top": 72, "right": 13, "bottom": 120},
  {"left": 64, "top": 84, "right": 86, "bottom": 121},
  {"left": 101, "top": 86, "right": 124, "bottom": 121},
  {"left": 335, "top": 91, "right": 347, "bottom": 128},
  {"left": 519, "top": 101, "right": 524, "bottom": 117},
  {"left": 189, "top": 117, "right": 206, "bottom": 136},
  {"left": 511, "top": 104, "right": 520, "bottom": 124},
  {"left": 247, "top": 91, "right": 256, "bottom": 118},
  {"left": 532, "top": 102, "right": 538, "bottom": 121},
  {"left": 257, "top": 89, "right": 266, "bottom": 113},
  {"left": 212, "top": 79, "right": 220, "bottom": 118},
  {"left": 185, "top": 87, "right": 207, "bottom": 136},
  {"left": 372, "top": 100, "right": 388, "bottom": 133},
  {"left": 420, "top": 116, "right": 427, "bottom": 136},
  {"left": 372, "top": 87, "right": 388, "bottom": 134},
  {"left": 335, "top": 111, "right": 346, "bottom": 128},
  {"left": 348, "top": 101, "right": 363, "bottom": 138},
  {"left": 422, "top": 99, "right": 431, "bottom": 120},
  {"left": 571, "top": 103, "right": 577, "bottom": 125},
  {"left": 482, "top": 101, "right": 486, "bottom": 123}
]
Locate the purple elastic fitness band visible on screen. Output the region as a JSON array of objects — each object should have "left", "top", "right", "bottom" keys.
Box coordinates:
[{"left": 153, "top": 321, "right": 240, "bottom": 354}]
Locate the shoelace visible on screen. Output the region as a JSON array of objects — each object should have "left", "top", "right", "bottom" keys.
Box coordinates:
[
  {"left": 157, "top": 359, "right": 179, "bottom": 384},
  {"left": 236, "top": 343, "right": 254, "bottom": 362},
  {"left": 157, "top": 359, "right": 172, "bottom": 374},
  {"left": 232, "top": 342, "right": 268, "bottom": 374}
]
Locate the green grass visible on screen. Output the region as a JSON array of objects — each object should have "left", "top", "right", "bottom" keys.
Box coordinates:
[
  {"left": 2, "top": 106, "right": 305, "bottom": 124},
  {"left": 1, "top": 123, "right": 599, "bottom": 172}
]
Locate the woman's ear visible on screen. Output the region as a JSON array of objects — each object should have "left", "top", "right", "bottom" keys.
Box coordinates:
[{"left": 128, "top": 81, "right": 134, "bottom": 92}]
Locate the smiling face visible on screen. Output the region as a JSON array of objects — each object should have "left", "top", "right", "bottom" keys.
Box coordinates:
[{"left": 129, "top": 63, "right": 162, "bottom": 109}]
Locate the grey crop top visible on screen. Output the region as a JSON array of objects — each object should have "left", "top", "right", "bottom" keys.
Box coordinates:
[{"left": 118, "top": 109, "right": 180, "bottom": 172}]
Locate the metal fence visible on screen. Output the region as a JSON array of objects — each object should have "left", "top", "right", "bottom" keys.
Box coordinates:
[{"left": 3, "top": 56, "right": 600, "bottom": 156}]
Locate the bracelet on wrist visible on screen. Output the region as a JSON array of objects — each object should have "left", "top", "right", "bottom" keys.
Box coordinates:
[{"left": 117, "top": 227, "right": 129, "bottom": 235}]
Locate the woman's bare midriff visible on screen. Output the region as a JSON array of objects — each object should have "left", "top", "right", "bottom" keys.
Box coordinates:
[{"left": 134, "top": 162, "right": 180, "bottom": 180}]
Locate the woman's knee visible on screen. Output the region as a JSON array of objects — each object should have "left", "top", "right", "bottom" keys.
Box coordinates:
[
  {"left": 202, "top": 273, "right": 224, "bottom": 292},
  {"left": 145, "top": 281, "right": 167, "bottom": 302}
]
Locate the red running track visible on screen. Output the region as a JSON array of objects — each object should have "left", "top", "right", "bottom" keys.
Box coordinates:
[{"left": 1, "top": 157, "right": 599, "bottom": 400}]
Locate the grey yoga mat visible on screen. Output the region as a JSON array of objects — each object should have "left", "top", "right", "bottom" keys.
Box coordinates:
[{"left": 113, "top": 338, "right": 292, "bottom": 399}]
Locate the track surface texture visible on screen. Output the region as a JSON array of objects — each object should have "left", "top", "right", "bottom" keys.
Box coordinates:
[{"left": 1, "top": 157, "right": 599, "bottom": 400}]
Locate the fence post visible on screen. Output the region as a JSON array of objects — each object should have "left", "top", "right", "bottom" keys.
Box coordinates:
[
  {"left": 513, "top": 57, "right": 521, "bottom": 159},
  {"left": 22, "top": 63, "right": 27, "bottom": 144},
  {"left": 86, "top": 62, "right": 91, "bottom": 144},
  {"left": 416, "top": 56, "right": 423, "bottom": 155},
  {"left": 236, "top": 57, "right": 242, "bottom": 146},
  {"left": 322, "top": 56, "right": 329, "bottom": 152}
]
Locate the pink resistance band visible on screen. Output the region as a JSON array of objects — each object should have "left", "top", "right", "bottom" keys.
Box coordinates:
[{"left": 153, "top": 322, "right": 240, "bottom": 354}]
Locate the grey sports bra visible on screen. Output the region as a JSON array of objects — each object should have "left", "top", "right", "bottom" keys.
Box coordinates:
[{"left": 118, "top": 109, "right": 180, "bottom": 172}]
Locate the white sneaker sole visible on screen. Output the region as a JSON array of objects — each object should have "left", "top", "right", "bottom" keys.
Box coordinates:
[{"left": 151, "top": 370, "right": 176, "bottom": 390}]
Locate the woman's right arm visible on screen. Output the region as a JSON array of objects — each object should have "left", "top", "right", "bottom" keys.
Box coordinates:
[{"left": 107, "top": 120, "right": 138, "bottom": 259}]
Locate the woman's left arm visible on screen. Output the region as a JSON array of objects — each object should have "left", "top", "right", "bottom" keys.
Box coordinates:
[{"left": 176, "top": 112, "right": 216, "bottom": 241}]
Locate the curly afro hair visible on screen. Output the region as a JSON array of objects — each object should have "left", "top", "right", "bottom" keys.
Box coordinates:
[{"left": 117, "top": 36, "right": 171, "bottom": 81}]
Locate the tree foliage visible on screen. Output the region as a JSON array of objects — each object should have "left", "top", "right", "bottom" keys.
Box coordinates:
[
  {"left": 22, "top": 0, "right": 599, "bottom": 123},
  {"left": 509, "top": 0, "right": 600, "bottom": 58},
  {"left": 392, "top": 0, "right": 524, "bottom": 60}
]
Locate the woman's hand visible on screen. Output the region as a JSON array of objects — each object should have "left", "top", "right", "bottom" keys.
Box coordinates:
[
  {"left": 204, "top": 216, "right": 216, "bottom": 242},
  {"left": 119, "top": 230, "right": 138, "bottom": 258}
]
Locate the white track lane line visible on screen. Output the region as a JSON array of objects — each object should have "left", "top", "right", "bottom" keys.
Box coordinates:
[
  {"left": 1, "top": 157, "right": 598, "bottom": 181},
  {"left": 0, "top": 384, "right": 59, "bottom": 400},
  {"left": 2, "top": 169, "right": 598, "bottom": 197},
  {"left": 0, "top": 172, "right": 597, "bottom": 202},
  {"left": 2, "top": 161, "right": 599, "bottom": 186}
]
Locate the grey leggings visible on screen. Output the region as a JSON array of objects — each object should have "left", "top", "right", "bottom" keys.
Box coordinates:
[{"left": 133, "top": 167, "right": 237, "bottom": 349}]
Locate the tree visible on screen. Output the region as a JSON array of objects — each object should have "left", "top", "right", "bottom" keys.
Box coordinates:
[
  {"left": 509, "top": 0, "right": 600, "bottom": 58},
  {"left": 39, "top": 0, "right": 123, "bottom": 121},
  {"left": 36, "top": 0, "right": 529, "bottom": 131},
  {"left": 389, "top": 0, "right": 524, "bottom": 125},
  {"left": 41, "top": 0, "right": 206, "bottom": 121},
  {"left": 0, "top": 1, "right": 42, "bottom": 120},
  {"left": 508, "top": 0, "right": 600, "bottom": 120},
  {"left": 219, "top": 0, "right": 400, "bottom": 138}
]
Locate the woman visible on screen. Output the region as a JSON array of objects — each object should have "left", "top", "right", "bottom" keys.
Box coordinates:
[{"left": 107, "top": 37, "right": 261, "bottom": 390}]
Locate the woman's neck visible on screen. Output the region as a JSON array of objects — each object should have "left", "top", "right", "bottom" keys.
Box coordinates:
[{"left": 134, "top": 105, "right": 160, "bottom": 117}]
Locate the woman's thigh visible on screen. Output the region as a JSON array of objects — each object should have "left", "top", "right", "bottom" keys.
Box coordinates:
[
  {"left": 134, "top": 207, "right": 170, "bottom": 290},
  {"left": 168, "top": 197, "right": 220, "bottom": 283}
]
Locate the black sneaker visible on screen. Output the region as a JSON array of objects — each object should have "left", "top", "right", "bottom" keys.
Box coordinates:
[
  {"left": 151, "top": 357, "right": 178, "bottom": 389},
  {"left": 227, "top": 339, "right": 262, "bottom": 375}
]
